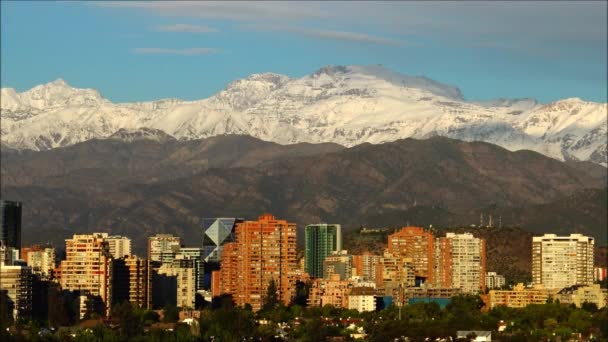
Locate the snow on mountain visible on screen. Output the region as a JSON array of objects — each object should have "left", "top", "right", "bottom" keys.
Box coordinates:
[
  {"left": 107, "top": 127, "right": 176, "bottom": 143},
  {"left": 1, "top": 65, "right": 606, "bottom": 166}
]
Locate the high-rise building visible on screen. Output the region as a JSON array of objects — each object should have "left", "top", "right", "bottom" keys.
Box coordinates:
[
  {"left": 387, "top": 227, "right": 434, "bottom": 284},
  {"left": 58, "top": 233, "right": 113, "bottom": 313},
  {"left": 113, "top": 255, "right": 148, "bottom": 309},
  {"left": 179, "top": 247, "right": 204, "bottom": 291},
  {"left": 305, "top": 224, "right": 342, "bottom": 278},
  {"left": 202, "top": 218, "right": 243, "bottom": 263},
  {"left": 434, "top": 233, "right": 486, "bottom": 294},
  {"left": 532, "top": 234, "right": 594, "bottom": 290},
  {"left": 21, "top": 245, "right": 55, "bottom": 278},
  {"left": 352, "top": 253, "right": 381, "bottom": 282},
  {"left": 323, "top": 250, "right": 352, "bottom": 280},
  {"left": 375, "top": 250, "right": 416, "bottom": 298},
  {"left": 0, "top": 263, "right": 33, "bottom": 320},
  {"left": 0, "top": 200, "right": 22, "bottom": 249},
  {"left": 105, "top": 235, "right": 132, "bottom": 259},
  {"left": 155, "top": 256, "right": 197, "bottom": 309},
  {"left": 147, "top": 234, "right": 181, "bottom": 264},
  {"left": 219, "top": 213, "right": 297, "bottom": 311}
]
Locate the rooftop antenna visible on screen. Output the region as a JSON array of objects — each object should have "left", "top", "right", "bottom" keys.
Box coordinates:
[
  {"left": 480, "top": 213, "right": 484, "bottom": 227},
  {"left": 488, "top": 214, "right": 493, "bottom": 228}
]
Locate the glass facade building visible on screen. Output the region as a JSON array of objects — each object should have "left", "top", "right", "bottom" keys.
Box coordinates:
[
  {"left": 305, "top": 224, "right": 342, "bottom": 278},
  {"left": 202, "top": 218, "right": 243, "bottom": 263},
  {"left": 0, "top": 200, "right": 22, "bottom": 249}
]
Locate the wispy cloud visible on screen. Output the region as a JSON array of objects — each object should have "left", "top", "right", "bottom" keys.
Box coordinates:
[
  {"left": 260, "top": 25, "right": 403, "bottom": 46},
  {"left": 131, "top": 48, "right": 221, "bottom": 55},
  {"left": 155, "top": 24, "right": 218, "bottom": 33},
  {"left": 94, "top": 1, "right": 606, "bottom": 56}
]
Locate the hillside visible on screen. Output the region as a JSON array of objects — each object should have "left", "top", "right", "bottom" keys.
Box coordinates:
[{"left": 1, "top": 135, "right": 605, "bottom": 259}]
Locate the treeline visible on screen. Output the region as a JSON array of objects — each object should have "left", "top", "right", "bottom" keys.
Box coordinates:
[{"left": 1, "top": 294, "right": 607, "bottom": 341}]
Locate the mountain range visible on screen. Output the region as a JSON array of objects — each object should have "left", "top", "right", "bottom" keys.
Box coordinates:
[
  {"left": 1, "top": 134, "right": 606, "bottom": 257},
  {"left": 1, "top": 65, "right": 607, "bottom": 166}
]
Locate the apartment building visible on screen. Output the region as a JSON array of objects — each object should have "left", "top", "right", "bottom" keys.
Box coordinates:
[
  {"left": 387, "top": 226, "right": 434, "bottom": 284},
  {"left": 532, "top": 234, "right": 594, "bottom": 290},
  {"left": 434, "top": 233, "right": 486, "bottom": 294},
  {"left": 219, "top": 213, "right": 297, "bottom": 311},
  {"left": 104, "top": 235, "right": 132, "bottom": 259},
  {"left": 21, "top": 245, "right": 55, "bottom": 278},
  {"left": 58, "top": 233, "right": 113, "bottom": 314}
]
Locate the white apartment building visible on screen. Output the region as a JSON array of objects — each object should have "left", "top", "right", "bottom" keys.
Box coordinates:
[
  {"left": 0, "top": 263, "right": 33, "bottom": 320},
  {"left": 105, "top": 235, "right": 132, "bottom": 259},
  {"left": 435, "top": 233, "right": 486, "bottom": 294},
  {"left": 532, "top": 234, "right": 594, "bottom": 290},
  {"left": 25, "top": 247, "right": 55, "bottom": 278},
  {"left": 486, "top": 271, "right": 506, "bottom": 289}
]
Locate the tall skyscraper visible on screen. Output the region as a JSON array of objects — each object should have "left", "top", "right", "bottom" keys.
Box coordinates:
[
  {"left": 105, "top": 235, "right": 132, "bottom": 259},
  {"left": 58, "top": 233, "right": 113, "bottom": 314},
  {"left": 434, "top": 233, "right": 486, "bottom": 294},
  {"left": 387, "top": 226, "right": 435, "bottom": 284},
  {"left": 0, "top": 200, "right": 22, "bottom": 249},
  {"left": 532, "top": 234, "right": 594, "bottom": 290},
  {"left": 202, "top": 218, "right": 243, "bottom": 262},
  {"left": 219, "top": 213, "right": 297, "bottom": 311},
  {"left": 305, "top": 224, "right": 342, "bottom": 278}
]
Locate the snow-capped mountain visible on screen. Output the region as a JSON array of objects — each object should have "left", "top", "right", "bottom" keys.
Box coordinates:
[{"left": 1, "top": 65, "right": 606, "bottom": 166}]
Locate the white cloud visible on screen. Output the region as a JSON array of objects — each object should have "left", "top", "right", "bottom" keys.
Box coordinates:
[
  {"left": 155, "top": 24, "right": 218, "bottom": 33},
  {"left": 94, "top": 1, "right": 606, "bottom": 55},
  {"left": 249, "top": 25, "right": 403, "bottom": 46},
  {"left": 131, "top": 48, "right": 221, "bottom": 55}
]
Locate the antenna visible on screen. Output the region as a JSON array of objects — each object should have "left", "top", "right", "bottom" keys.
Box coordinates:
[
  {"left": 480, "top": 213, "right": 484, "bottom": 227},
  {"left": 488, "top": 215, "right": 493, "bottom": 228}
]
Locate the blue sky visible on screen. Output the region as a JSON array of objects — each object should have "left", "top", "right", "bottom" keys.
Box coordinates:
[{"left": 1, "top": 1, "right": 606, "bottom": 103}]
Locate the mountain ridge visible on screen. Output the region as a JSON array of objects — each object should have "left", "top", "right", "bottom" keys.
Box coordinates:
[
  {"left": 1, "top": 135, "right": 605, "bottom": 256},
  {"left": 2, "top": 65, "right": 606, "bottom": 166}
]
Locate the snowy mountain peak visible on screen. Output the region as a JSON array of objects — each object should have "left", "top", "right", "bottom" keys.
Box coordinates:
[
  {"left": 1, "top": 79, "right": 106, "bottom": 111},
  {"left": 1, "top": 65, "right": 606, "bottom": 166},
  {"left": 310, "top": 64, "right": 464, "bottom": 100}
]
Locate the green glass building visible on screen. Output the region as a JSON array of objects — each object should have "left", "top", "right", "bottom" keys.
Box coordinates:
[{"left": 305, "top": 224, "right": 342, "bottom": 278}]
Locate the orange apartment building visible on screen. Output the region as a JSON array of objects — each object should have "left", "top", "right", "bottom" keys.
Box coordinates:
[
  {"left": 387, "top": 226, "right": 435, "bottom": 284},
  {"left": 219, "top": 213, "right": 297, "bottom": 311},
  {"left": 352, "top": 252, "right": 382, "bottom": 282}
]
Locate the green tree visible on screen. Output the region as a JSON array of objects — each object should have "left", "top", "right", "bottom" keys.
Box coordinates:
[
  {"left": 111, "top": 301, "right": 142, "bottom": 338},
  {"left": 162, "top": 304, "right": 179, "bottom": 323},
  {"left": 263, "top": 278, "right": 280, "bottom": 311}
]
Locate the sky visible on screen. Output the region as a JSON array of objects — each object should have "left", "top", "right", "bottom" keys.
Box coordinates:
[{"left": 1, "top": 1, "right": 606, "bottom": 103}]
